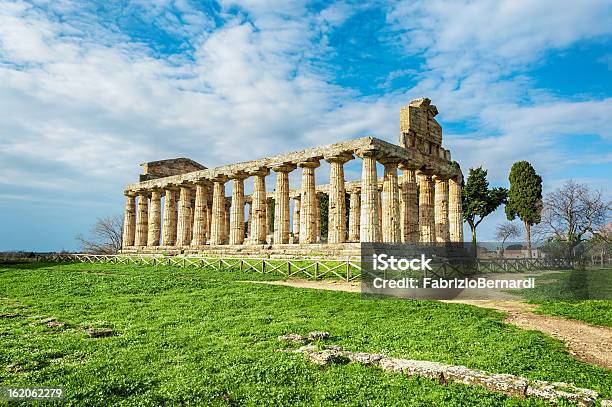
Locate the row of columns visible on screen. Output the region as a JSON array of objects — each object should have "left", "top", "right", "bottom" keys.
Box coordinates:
[{"left": 123, "top": 153, "right": 463, "bottom": 248}]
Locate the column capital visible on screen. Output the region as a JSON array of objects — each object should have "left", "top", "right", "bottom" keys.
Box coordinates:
[
  {"left": 432, "top": 174, "right": 449, "bottom": 182},
  {"left": 416, "top": 168, "right": 435, "bottom": 177},
  {"left": 347, "top": 185, "right": 361, "bottom": 194},
  {"left": 124, "top": 190, "right": 137, "bottom": 197},
  {"left": 211, "top": 174, "right": 229, "bottom": 183},
  {"left": 248, "top": 167, "right": 270, "bottom": 177},
  {"left": 354, "top": 148, "right": 381, "bottom": 159},
  {"left": 398, "top": 160, "right": 419, "bottom": 171},
  {"left": 272, "top": 163, "right": 297, "bottom": 173},
  {"left": 228, "top": 171, "right": 249, "bottom": 180},
  {"left": 297, "top": 159, "right": 320, "bottom": 169},
  {"left": 324, "top": 152, "right": 354, "bottom": 164},
  {"left": 379, "top": 156, "right": 402, "bottom": 166},
  {"left": 135, "top": 189, "right": 150, "bottom": 197}
]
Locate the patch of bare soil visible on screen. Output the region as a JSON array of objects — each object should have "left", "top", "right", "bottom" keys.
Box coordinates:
[{"left": 244, "top": 280, "right": 612, "bottom": 369}]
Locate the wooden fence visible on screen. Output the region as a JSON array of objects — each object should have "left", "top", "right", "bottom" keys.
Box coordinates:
[{"left": 2, "top": 253, "right": 363, "bottom": 281}]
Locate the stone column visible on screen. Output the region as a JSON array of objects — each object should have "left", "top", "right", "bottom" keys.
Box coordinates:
[
  {"left": 417, "top": 171, "right": 436, "bottom": 243},
  {"left": 298, "top": 160, "right": 320, "bottom": 244},
  {"left": 250, "top": 168, "right": 269, "bottom": 244},
  {"left": 224, "top": 200, "right": 231, "bottom": 244},
  {"left": 246, "top": 201, "right": 253, "bottom": 239},
  {"left": 175, "top": 186, "right": 193, "bottom": 246},
  {"left": 162, "top": 188, "right": 178, "bottom": 246},
  {"left": 326, "top": 154, "right": 352, "bottom": 244},
  {"left": 135, "top": 191, "right": 149, "bottom": 246},
  {"left": 358, "top": 151, "right": 381, "bottom": 242},
  {"left": 191, "top": 182, "right": 209, "bottom": 246},
  {"left": 229, "top": 175, "right": 247, "bottom": 245},
  {"left": 205, "top": 201, "right": 212, "bottom": 242},
  {"left": 266, "top": 198, "right": 274, "bottom": 237},
  {"left": 449, "top": 176, "right": 464, "bottom": 243},
  {"left": 434, "top": 175, "right": 450, "bottom": 243},
  {"left": 210, "top": 177, "right": 228, "bottom": 245},
  {"left": 273, "top": 164, "right": 295, "bottom": 244},
  {"left": 122, "top": 192, "right": 136, "bottom": 247},
  {"left": 381, "top": 159, "right": 401, "bottom": 243},
  {"left": 292, "top": 196, "right": 301, "bottom": 242},
  {"left": 399, "top": 165, "right": 419, "bottom": 243},
  {"left": 348, "top": 187, "right": 361, "bottom": 242},
  {"left": 147, "top": 189, "right": 162, "bottom": 246}
]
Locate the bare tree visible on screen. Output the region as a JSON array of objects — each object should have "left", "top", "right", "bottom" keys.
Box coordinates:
[
  {"left": 539, "top": 180, "right": 610, "bottom": 261},
  {"left": 76, "top": 215, "right": 123, "bottom": 254},
  {"left": 495, "top": 222, "right": 521, "bottom": 258}
]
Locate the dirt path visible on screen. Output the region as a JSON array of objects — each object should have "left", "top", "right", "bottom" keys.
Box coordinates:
[{"left": 245, "top": 279, "right": 612, "bottom": 369}]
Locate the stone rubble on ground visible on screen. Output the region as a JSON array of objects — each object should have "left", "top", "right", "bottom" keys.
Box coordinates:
[{"left": 284, "top": 338, "right": 601, "bottom": 406}]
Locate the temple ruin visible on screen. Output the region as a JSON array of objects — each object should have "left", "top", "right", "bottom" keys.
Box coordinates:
[{"left": 120, "top": 98, "right": 463, "bottom": 257}]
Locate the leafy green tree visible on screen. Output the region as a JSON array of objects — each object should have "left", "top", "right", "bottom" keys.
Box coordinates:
[
  {"left": 463, "top": 167, "right": 508, "bottom": 253},
  {"left": 505, "top": 161, "right": 542, "bottom": 258}
]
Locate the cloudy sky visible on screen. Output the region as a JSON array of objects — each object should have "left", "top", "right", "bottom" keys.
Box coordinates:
[{"left": 1, "top": 0, "right": 611, "bottom": 251}]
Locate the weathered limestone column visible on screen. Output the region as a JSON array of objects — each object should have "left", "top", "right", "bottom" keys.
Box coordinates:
[
  {"left": 348, "top": 186, "right": 361, "bottom": 242},
  {"left": 434, "top": 175, "right": 450, "bottom": 243},
  {"left": 205, "top": 201, "right": 212, "bottom": 242},
  {"left": 250, "top": 168, "right": 269, "bottom": 244},
  {"left": 358, "top": 150, "right": 382, "bottom": 242},
  {"left": 191, "top": 182, "right": 209, "bottom": 246},
  {"left": 399, "top": 165, "right": 419, "bottom": 243},
  {"left": 246, "top": 201, "right": 253, "bottom": 239},
  {"left": 135, "top": 191, "right": 149, "bottom": 246},
  {"left": 377, "top": 187, "right": 382, "bottom": 232},
  {"left": 229, "top": 174, "right": 247, "bottom": 245},
  {"left": 417, "top": 171, "right": 436, "bottom": 243},
  {"left": 273, "top": 164, "right": 295, "bottom": 244},
  {"left": 381, "top": 158, "right": 401, "bottom": 243},
  {"left": 315, "top": 193, "right": 322, "bottom": 243},
  {"left": 122, "top": 192, "right": 136, "bottom": 247},
  {"left": 298, "top": 160, "right": 320, "bottom": 244},
  {"left": 448, "top": 176, "right": 464, "bottom": 243},
  {"left": 147, "top": 189, "right": 162, "bottom": 246},
  {"left": 292, "top": 196, "right": 301, "bottom": 242},
  {"left": 266, "top": 198, "right": 274, "bottom": 237},
  {"left": 326, "top": 154, "right": 353, "bottom": 244},
  {"left": 210, "top": 177, "right": 228, "bottom": 245},
  {"left": 162, "top": 188, "right": 178, "bottom": 246},
  {"left": 224, "top": 200, "right": 231, "bottom": 244},
  {"left": 175, "top": 186, "right": 193, "bottom": 246}
]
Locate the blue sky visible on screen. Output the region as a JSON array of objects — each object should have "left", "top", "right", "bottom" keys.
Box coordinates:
[{"left": 0, "top": 0, "right": 611, "bottom": 251}]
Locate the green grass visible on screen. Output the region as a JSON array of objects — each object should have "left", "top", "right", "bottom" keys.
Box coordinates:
[
  {"left": 1, "top": 262, "right": 611, "bottom": 406},
  {"left": 515, "top": 268, "right": 612, "bottom": 327}
]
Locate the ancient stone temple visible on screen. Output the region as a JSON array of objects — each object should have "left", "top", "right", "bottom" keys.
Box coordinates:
[{"left": 121, "top": 98, "right": 463, "bottom": 257}]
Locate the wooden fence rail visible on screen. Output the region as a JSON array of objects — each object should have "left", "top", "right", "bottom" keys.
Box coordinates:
[{"left": 3, "top": 253, "right": 363, "bottom": 282}]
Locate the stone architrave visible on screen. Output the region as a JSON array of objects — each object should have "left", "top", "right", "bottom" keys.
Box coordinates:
[
  {"left": 381, "top": 158, "right": 401, "bottom": 243},
  {"left": 434, "top": 175, "right": 450, "bottom": 243},
  {"left": 326, "top": 153, "right": 353, "bottom": 244},
  {"left": 135, "top": 191, "right": 149, "bottom": 246},
  {"left": 122, "top": 192, "right": 136, "bottom": 247},
  {"left": 298, "top": 160, "right": 320, "bottom": 244},
  {"left": 147, "top": 189, "right": 162, "bottom": 246}
]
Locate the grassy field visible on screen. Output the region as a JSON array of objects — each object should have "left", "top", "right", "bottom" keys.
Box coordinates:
[
  {"left": 1, "top": 262, "right": 611, "bottom": 406},
  {"left": 518, "top": 268, "right": 612, "bottom": 327}
]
